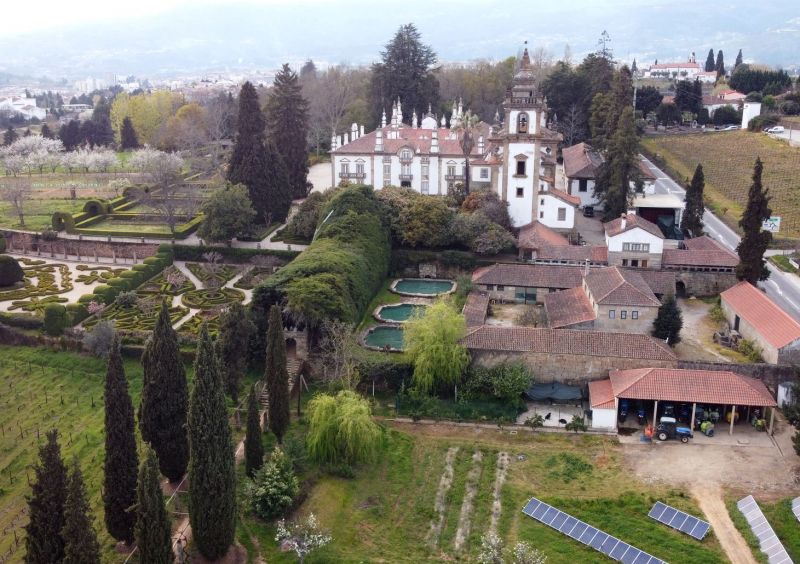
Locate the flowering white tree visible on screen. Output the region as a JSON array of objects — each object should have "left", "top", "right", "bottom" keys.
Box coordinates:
[
  {"left": 479, "top": 533, "right": 505, "bottom": 564},
  {"left": 60, "top": 151, "right": 79, "bottom": 174},
  {"left": 510, "top": 542, "right": 547, "bottom": 564},
  {"left": 275, "top": 513, "right": 331, "bottom": 564},
  {"left": 45, "top": 151, "right": 63, "bottom": 173},
  {"left": 107, "top": 178, "right": 130, "bottom": 198},
  {"left": 26, "top": 151, "right": 50, "bottom": 175},
  {"left": 128, "top": 146, "right": 184, "bottom": 188},
  {"left": 64, "top": 181, "right": 80, "bottom": 200},
  {"left": 478, "top": 534, "right": 547, "bottom": 564},
  {"left": 1, "top": 153, "right": 24, "bottom": 176},
  {"left": 91, "top": 149, "right": 119, "bottom": 173},
  {"left": 73, "top": 148, "right": 94, "bottom": 173}
]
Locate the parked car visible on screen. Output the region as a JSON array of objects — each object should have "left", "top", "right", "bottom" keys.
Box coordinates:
[
  {"left": 583, "top": 206, "right": 594, "bottom": 218},
  {"left": 722, "top": 125, "right": 739, "bottom": 131},
  {"left": 765, "top": 126, "right": 785, "bottom": 134}
]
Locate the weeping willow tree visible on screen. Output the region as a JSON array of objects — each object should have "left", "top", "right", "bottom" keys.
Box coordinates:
[
  {"left": 403, "top": 298, "right": 470, "bottom": 394},
  {"left": 306, "top": 391, "right": 382, "bottom": 466}
]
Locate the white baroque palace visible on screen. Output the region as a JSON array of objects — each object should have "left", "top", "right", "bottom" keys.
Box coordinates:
[{"left": 330, "top": 48, "right": 577, "bottom": 230}]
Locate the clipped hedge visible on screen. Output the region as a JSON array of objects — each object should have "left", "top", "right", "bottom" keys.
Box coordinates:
[
  {"left": 0, "top": 255, "right": 24, "bottom": 287},
  {"left": 107, "top": 277, "right": 131, "bottom": 292},
  {"left": 44, "top": 304, "right": 68, "bottom": 336},
  {"left": 173, "top": 245, "right": 299, "bottom": 264},
  {"left": 0, "top": 234, "right": 6, "bottom": 253},
  {"left": 93, "top": 285, "right": 118, "bottom": 304},
  {"left": 0, "top": 312, "right": 44, "bottom": 331},
  {"left": 66, "top": 303, "right": 90, "bottom": 325}
]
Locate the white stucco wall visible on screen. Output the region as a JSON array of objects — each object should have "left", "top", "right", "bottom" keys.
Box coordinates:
[
  {"left": 505, "top": 141, "right": 537, "bottom": 227},
  {"left": 605, "top": 227, "right": 664, "bottom": 253},
  {"left": 538, "top": 193, "right": 575, "bottom": 229},
  {"left": 568, "top": 178, "right": 599, "bottom": 209},
  {"left": 591, "top": 407, "right": 618, "bottom": 429}
]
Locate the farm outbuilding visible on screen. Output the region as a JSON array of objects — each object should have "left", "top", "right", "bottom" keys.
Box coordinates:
[{"left": 589, "top": 368, "right": 777, "bottom": 435}]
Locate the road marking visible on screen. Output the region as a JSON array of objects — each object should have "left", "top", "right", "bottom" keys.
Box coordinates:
[
  {"left": 769, "top": 280, "right": 784, "bottom": 296},
  {"left": 787, "top": 299, "right": 800, "bottom": 310}
]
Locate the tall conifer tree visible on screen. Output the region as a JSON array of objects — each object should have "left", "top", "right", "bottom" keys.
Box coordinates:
[
  {"left": 134, "top": 447, "right": 173, "bottom": 564},
  {"left": 652, "top": 292, "right": 683, "bottom": 345},
  {"left": 594, "top": 107, "right": 641, "bottom": 219},
  {"left": 244, "top": 384, "right": 265, "bottom": 478},
  {"left": 24, "top": 430, "right": 67, "bottom": 564},
  {"left": 216, "top": 301, "right": 255, "bottom": 402},
  {"left": 265, "top": 64, "right": 310, "bottom": 200},
  {"left": 103, "top": 335, "right": 138, "bottom": 544},
  {"left": 120, "top": 116, "right": 138, "bottom": 150},
  {"left": 715, "top": 50, "right": 725, "bottom": 79},
  {"left": 188, "top": 325, "right": 237, "bottom": 561},
  {"left": 681, "top": 164, "right": 705, "bottom": 237},
  {"left": 735, "top": 49, "right": 743, "bottom": 69},
  {"left": 139, "top": 298, "right": 189, "bottom": 482},
  {"left": 62, "top": 458, "right": 101, "bottom": 564},
  {"left": 736, "top": 158, "right": 772, "bottom": 283},
  {"left": 265, "top": 305, "right": 290, "bottom": 444},
  {"left": 705, "top": 49, "right": 716, "bottom": 72}
]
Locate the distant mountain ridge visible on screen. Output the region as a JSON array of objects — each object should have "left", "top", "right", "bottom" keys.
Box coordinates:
[{"left": 0, "top": 1, "right": 797, "bottom": 78}]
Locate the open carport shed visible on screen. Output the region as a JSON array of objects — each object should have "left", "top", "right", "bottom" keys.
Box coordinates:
[{"left": 591, "top": 368, "right": 777, "bottom": 435}]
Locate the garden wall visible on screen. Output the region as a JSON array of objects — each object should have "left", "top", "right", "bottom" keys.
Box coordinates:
[
  {"left": 676, "top": 360, "right": 795, "bottom": 391},
  {"left": 2, "top": 231, "right": 157, "bottom": 260}
]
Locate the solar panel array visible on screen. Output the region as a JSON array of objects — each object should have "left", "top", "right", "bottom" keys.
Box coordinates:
[
  {"left": 792, "top": 496, "right": 800, "bottom": 523},
  {"left": 522, "top": 497, "right": 666, "bottom": 564},
  {"left": 648, "top": 502, "right": 711, "bottom": 540},
  {"left": 737, "top": 495, "right": 793, "bottom": 564}
]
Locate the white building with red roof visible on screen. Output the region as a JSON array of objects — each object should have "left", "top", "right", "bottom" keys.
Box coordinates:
[
  {"left": 643, "top": 53, "right": 702, "bottom": 79},
  {"left": 330, "top": 48, "right": 567, "bottom": 229},
  {"left": 720, "top": 281, "right": 800, "bottom": 364}
]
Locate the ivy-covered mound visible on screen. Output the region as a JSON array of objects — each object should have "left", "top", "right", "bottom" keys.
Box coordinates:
[
  {"left": 0, "top": 255, "right": 24, "bottom": 287},
  {"left": 182, "top": 288, "right": 244, "bottom": 310},
  {"left": 251, "top": 185, "right": 391, "bottom": 348},
  {"left": 0, "top": 262, "right": 73, "bottom": 304}
]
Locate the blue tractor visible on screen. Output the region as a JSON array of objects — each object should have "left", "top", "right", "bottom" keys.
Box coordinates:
[{"left": 656, "top": 417, "right": 693, "bottom": 443}]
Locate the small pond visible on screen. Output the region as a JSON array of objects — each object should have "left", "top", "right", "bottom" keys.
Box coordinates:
[
  {"left": 376, "top": 303, "right": 427, "bottom": 322},
  {"left": 363, "top": 325, "right": 405, "bottom": 350},
  {"left": 391, "top": 278, "right": 455, "bottom": 296}
]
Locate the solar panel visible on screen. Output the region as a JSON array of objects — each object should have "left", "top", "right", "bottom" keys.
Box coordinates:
[
  {"left": 648, "top": 501, "right": 711, "bottom": 540},
  {"left": 792, "top": 496, "right": 800, "bottom": 523},
  {"left": 737, "top": 495, "right": 793, "bottom": 564},
  {"left": 521, "top": 497, "right": 667, "bottom": 564}
]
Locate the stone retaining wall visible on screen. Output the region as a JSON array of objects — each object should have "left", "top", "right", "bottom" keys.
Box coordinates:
[
  {"left": 2, "top": 231, "right": 157, "bottom": 260},
  {"left": 676, "top": 360, "right": 796, "bottom": 391}
]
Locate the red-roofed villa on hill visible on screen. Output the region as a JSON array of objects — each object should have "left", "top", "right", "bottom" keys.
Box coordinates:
[{"left": 330, "top": 48, "right": 575, "bottom": 230}]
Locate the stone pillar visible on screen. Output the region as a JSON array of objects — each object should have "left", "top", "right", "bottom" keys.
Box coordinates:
[
  {"left": 112, "top": 248, "right": 117, "bottom": 264},
  {"left": 729, "top": 405, "right": 736, "bottom": 435},
  {"left": 652, "top": 400, "right": 658, "bottom": 426},
  {"left": 690, "top": 402, "right": 696, "bottom": 434}
]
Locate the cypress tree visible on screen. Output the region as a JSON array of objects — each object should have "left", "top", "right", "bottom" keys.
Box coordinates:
[
  {"left": 265, "top": 64, "right": 310, "bottom": 200},
  {"left": 681, "top": 164, "right": 705, "bottom": 237},
  {"left": 244, "top": 384, "right": 265, "bottom": 478},
  {"left": 188, "top": 324, "right": 237, "bottom": 561},
  {"left": 229, "top": 82, "right": 292, "bottom": 223},
  {"left": 735, "top": 49, "right": 743, "bottom": 69},
  {"left": 217, "top": 299, "right": 256, "bottom": 403},
  {"left": 265, "top": 304, "right": 291, "bottom": 444},
  {"left": 62, "top": 458, "right": 101, "bottom": 564},
  {"left": 594, "top": 107, "right": 641, "bottom": 219},
  {"left": 652, "top": 292, "right": 683, "bottom": 345},
  {"left": 715, "top": 50, "right": 725, "bottom": 79},
  {"left": 736, "top": 158, "right": 772, "bottom": 284},
  {"left": 705, "top": 49, "right": 716, "bottom": 73},
  {"left": 41, "top": 123, "right": 55, "bottom": 140},
  {"left": 24, "top": 430, "right": 68, "bottom": 564},
  {"left": 4, "top": 125, "right": 19, "bottom": 146},
  {"left": 139, "top": 298, "right": 189, "bottom": 482},
  {"left": 135, "top": 447, "right": 173, "bottom": 564},
  {"left": 103, "top": 335, "right": 138, "bottom": 544},
  {"left": 120, "top": 116, "right": 138, "bottom": 150}
]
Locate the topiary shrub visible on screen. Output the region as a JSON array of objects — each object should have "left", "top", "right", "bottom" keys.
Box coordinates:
[
  {"left": 93, "top": 284, "right": 118, "bottom": 304},
  {"left": 0, "top": 255, "right": 24, "bottom": 287},
  {"left": 0, "top": 234, "right": 6, "bottom": 253},
  {"left": 107, "top": 277, "right": 131, "bottom": 292},
  {"left": 78, "top": 294, "right": 97, "bottom": 304},
  {"left": 118, "top": 270, "right": 143, "bottom": 288},
  {"left": 156, "top": 252, "right": 173, "bottom": 266},
  {"left": 115, "top": 291, "right": 138, "bottom": 308},
  {"left": 143, "top": 256, "right": 164, "bottom": 270},
  {"left": 44, "top": 304, "right": 68, "bottom": 336},
  {"left": 66, "top": 303, "right": 89, "bottom": 326}
]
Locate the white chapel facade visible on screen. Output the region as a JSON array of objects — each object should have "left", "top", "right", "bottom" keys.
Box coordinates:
[{"left": 330, "top": 48, "right": 577, "bottom": 231}]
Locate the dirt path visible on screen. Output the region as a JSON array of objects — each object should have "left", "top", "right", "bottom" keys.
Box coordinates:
[
  {"left": 454, "top": 451, "right": 483, "bottom": 552},
  {"left": 692, "top": 484, "right": 757, "bottom": 564},
  {"left": 427, "top": 446, "right": 459, "bottom": 547},
  {"left": 489, "top": 452, "right": 510, "bottom": 536}
]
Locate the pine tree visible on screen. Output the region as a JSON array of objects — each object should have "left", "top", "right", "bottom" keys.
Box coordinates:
[
  {"left": 134, "top": 447, "right": 173, "bottom": 564},
  {"left": 103, "top": 335, "right": 138, "bottom": 544},
  {"left": 265, "top": 64, "right": 310, "bottom": 200},
  {"left": 715, "top": 50, "right": 725, "bottom": 79},
  {"left": 631, "top": 58, "right": 637, "bottom": 73},
  {"left": 681, "top": 164, "right": 705, "bottom": 237},
  {"left": 41, "top": 124, "right": 55, "bottom": 139},
  {"left": 93, "top": 115, "right": 115, "bottom": 147},
  {"left": 139, "top": 298, "right": 189, "bottom": 482},
  {"left": 120, "top": 116, "right": 139, "bottom": 150},
  {"left": 736, "top": 158, "right": 772, "bottom": 284},
  {"left": 24, "top": 430, "right": 68, "bottom": 564},
  {"left": 62, "top": 458, "right": 101, "bottom": 564},
  {"left": 216, "top": 301, "right": 255, "bottom": 402},
  {"left": 735, "top": 49, "right": 743, "bottom": 69},
  {"left": 244, "top": 384, "right": 265, "bottom": 478},
  {"left": 228, "top": 82, "right": 292, "bottom": 223},
  {"left": 594, "top": 107, "right": 641, "bottom": 219},
  {"left": 652, "top": 292, "right": 683, "bottom": 345},
  {"left": 188, "top": 324, "right": 237, "bottom": 561},
  {"left": 705, "top": 49, "right": 716, "bottom": 73},
  {"left": 4, "top": 125, "right": 18, "bottom": 146},
  {"left": 265, "top": 305, "right": 291, "bottom": 444}
]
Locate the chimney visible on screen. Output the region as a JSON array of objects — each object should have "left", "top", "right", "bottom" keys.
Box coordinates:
[
  {"left": 360, "top": 125, "right": 364, "bottom": 137},
  {"left": 351, "top": 123, "right": 358, "bottom": 140},
  {"left": 620, "top": 213, "right": 627, "bottom": 230},
  {"left": 584, "top": 259, "right": 590, "bottom": 276},
  {"left": 381, "top": 108, "right": 387, "bottom": 128},
  {"left": 343, "top": 132, "right": 349, "bottom": 145},
  {"left": 331, "top": 131, "right": 338, "bottom": 151}
]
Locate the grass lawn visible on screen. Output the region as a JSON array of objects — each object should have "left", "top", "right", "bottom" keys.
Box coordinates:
[
  {"left": 358, "top": 279, "right": 403, "bottom": 331},
  {"left": 770, "top": 254, "right": 799, "bottom": 274},
  {"left": 0, "top": 197, "right": 92, "bottom": 230},
  {"left": 760, "top": 498, "right": 800, "bottom": 562},
  {"left": 642, "top": 131, "right": 800, "bottom": 237},
  {"left": 237, "top": 424, "right": 728, "bottom": 563},
  {"left": 86, "top": 218, "right": 178, "bottom": 234}
]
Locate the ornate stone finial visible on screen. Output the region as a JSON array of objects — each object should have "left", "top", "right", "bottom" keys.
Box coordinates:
[
  {"left": 381, "top": 108, "right": 387, "bottom": 128},
  {"left": 440, "top": 114, "right": 446, "bottom": 127},
  {"left": 412, "top": 109, "right": 418, "bottom": 129},
  {"left": 428, "top": 103, "right": 432, "bottom": 115},
  {"left": 520, "top": 48, "right": 531, "bottom": 70},
  {"left": 493, "top": 109, "right": 500, "bottom": 125}
]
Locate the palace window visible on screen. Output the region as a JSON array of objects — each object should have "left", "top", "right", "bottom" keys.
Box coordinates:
[
  {"left": 402, "top": 164, "right": 411, "bottom": 176},
  {"left": 632, "top": 311, "right": 639, "bottom": 320},
  {"left": 340, "top": 163, "right": 349, "bottom": 174},
  {"left": 621, "top": 310, "right": 627, "bottom": 319},
  {"left": 622, "top": 259, "right": 628, "bottom": 266},
  {"left": 383, "top": 180, "right": 390, "bottom": 187},
  {"left": 422, "top": 165, "right": 429, "bottom": 179},
  {"left": 539, "top": 211, "right": 544, "bottom": 219},
  {"left": 516, "top": 187, "right": 524, "bottom": 198},
  {"left": 516, "top": 160, "right": 526, "bottom": 176},
  {"left": 356, "top": 163, "right": 364, "bottom": 174},
  {"left": 421, "top": 181, "right": 429, "bottom": 194},
  {"left": 401, "top": 149, "right": 411, "bottom": 160},
  {"left": 480, "top": 168, "right": 488, "bottom": 179},
  {"left": 447, "top": 165, "right": 456, "bottom": 176},
  {"left": 383, "top": 164, "right": 391, "bottom": 175},
  {"left": 557, "top": 208, "right": 566, "bottom": 221}
]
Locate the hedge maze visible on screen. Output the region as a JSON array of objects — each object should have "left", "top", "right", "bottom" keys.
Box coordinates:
[
  {"left": 181, "top": 287, "right": 245, "bottom": 310},
  {"left": 0, "top": 262, "right": 74, "bottom": 313}
]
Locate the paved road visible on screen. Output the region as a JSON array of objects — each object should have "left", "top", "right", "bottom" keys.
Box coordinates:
[{"left": 640, "top": 155, "right": 800, "bottom": 322}]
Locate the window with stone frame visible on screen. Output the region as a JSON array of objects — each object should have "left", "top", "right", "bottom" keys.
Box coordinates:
[
  {"left": 621, "top": 310, "right": 627, "bottom": 319},
  {"left": 557, "top": 208, "right": 566, "bottom": 221},
  {"left": 516, "top": 160, "right": 526, "bottom": 176},
  {"left": 383, "top": 163, "right": 391, "bottom": 175},
  {"left": 609, "top": 310, "right": 615, "bottom": 319},
  {"left": 341, "top": 163, "right": 349, "bottom": 174},
  {"left": 632, "top": 311, "right": 639, "bottom": 319},
  {"left": 517, "top": 112, "right": 529, "bottom": 133},
  {"left": 356, "top": 163, "right": 364, "bottom": 174},
  {"left": 579, "top": 178, "right": 588, "bottom": 192},
  {"left": 516, "top": 187, "right": 524, "bottom": 198},
  {"left": 480, "top": 168, "right": 488, "bottom": 179}
]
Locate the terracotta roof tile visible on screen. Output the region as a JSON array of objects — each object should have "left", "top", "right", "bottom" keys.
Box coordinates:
[
  {"left": 638, "top": 158, "right": 657, "bottom": 181},
  {"left": 721, "top": 281, "right": 800, "bottom": 349},
  {"left": 584, "top": 267, "right": 661, "bottom": 307},
  {"left": 460, "top": 326, "right": 676, "bottom": 361},
  {"left": 463, "top": 291, "right": 490, "bottom": 327},
  {"left": 518, "top": 221, "right": 569, "bottom": 250},
  {"left": 604, "top": 213, "right": 664, "bottom": 239},
  {"left": 471, "top": 263, "right": 585, "bottom": 289},
  {"left": 537, "top": 245, "right": 608, "bottom": 263},
  {"left": 662, "top": 249, "right": 739, "bottom": 268},
  {"left": 543, "top": 287, "right": 596, "bottom": 328},
  {"left": 589, "top": 379, "right": 616, "bottom": 409},
  {"left": 626, "top": 268, "right": 675, "bottom": 296},
  {"left": 609, "top": 368, "right": 776, "bottom": 406},
  {"left": 562, "top": 142, "right": 603, "bottom": 179},
  {"left": 547, "top": 187, "right": 580, "bottom": 206}
]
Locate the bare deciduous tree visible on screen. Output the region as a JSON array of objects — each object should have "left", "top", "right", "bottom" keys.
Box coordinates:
[
  {"left": 1, "top": 180, "right": 32, "bottom": 226},
  {"left": 143, "top": 183, "right": 202, "bottom": 232},
  {"left": 204, "top": 94, "right": 236, "bottom": 168},
  {"left": 318, "top": 318, "right": 359, "bottom": 384},
  {"left": 304, "top": 65, "right": 364, "bottom": 153},
  {"left": 556, "top": 104, "right": 586, "bottom": 147}
]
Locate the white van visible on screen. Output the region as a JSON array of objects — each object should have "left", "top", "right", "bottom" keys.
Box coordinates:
[{"left": 766, "top": 126, "right": 785, "bottom": 134}]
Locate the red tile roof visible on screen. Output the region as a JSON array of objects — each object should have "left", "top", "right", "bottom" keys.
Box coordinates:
[
  {"left": 518, "top": 221, "right": 569, "bottom": 250},
  {"left": 608, "top": 368, "right": 776, "bottom": 407},
  {"left": 547, "top": 187, "right": 580, "bottom": 206},
  {"left": 332, "top": 123, "right": 491, "bottom": 157},
  {"left": 584, "top": 266, "right": 661, "bottom": 307},
  {"left": 460, "top": 326, "right": 676, "bottom": 360},
  {"left": 638, "top": 159, "right": 657, "bottom": 181},
  {"left": 627, "top": 268, "right": 675, "bottom": 296},
  {"left": 463, "top": 291, "right": 490, "bottom": 327},
  {"left": 662, "top": 236, "right": 739, "bottom": 268},
  {"left": 649, "top": 63, "right": 700, "bottom": 69},
  {"left": 604, "top": 213, "right": 664, "bottom": 239},
  {"left": 543, "top": 287, "right": 596, "bottom": 328},
  {"left": 562, "top": 142, "right": 603, "bottom": 179},
  {"left": 472, "top": 263, "right": 585, "bottom": 289},
  {"left": 589, "top": 379, "right": 616, "bottom": 409},
  {"left": 684, "top": 235, "right": 725, "bottom": 251},
  {"left": 721, "top": 281, "right": 800, "bottom": 349},
  {"left": 536, "top": 245, "right": 608, "bottom": 263}
]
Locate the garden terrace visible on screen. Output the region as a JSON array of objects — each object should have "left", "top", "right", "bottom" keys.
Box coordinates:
[{"left": 0, "top": 260, "right": 74, "bottom": 313}]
